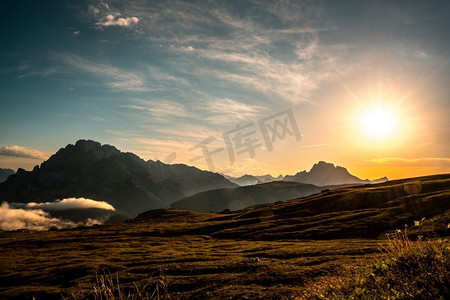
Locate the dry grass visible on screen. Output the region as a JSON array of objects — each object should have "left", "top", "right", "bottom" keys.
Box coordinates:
[
  {"left": 301, "top": 225, "right": 450, "bottom": 299},
  {"left": 0, "top": 225, "right": 381, "bottom": 299}
]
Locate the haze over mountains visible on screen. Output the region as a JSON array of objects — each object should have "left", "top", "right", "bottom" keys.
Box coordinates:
[
  {"left": 172, "top": 161, "right": 389, "bottom": 212},
  {"left": 224, "top": 174, "right": 283, "bottom": 186},
  {"left": 171, "top": 181, "right": 322, "bottom": 212}
]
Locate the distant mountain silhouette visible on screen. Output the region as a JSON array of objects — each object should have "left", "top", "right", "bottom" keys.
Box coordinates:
[
  {"left": 224, "top": 174, "right": 261, "bottom": 186},
  {"left": 148, "top": 160, "right": 237, "bottom": 197},
  {"left": 283, "top": 161, "right": 385, "bottom": 186},
  {"left": 0, "top": 168, "right": 14, "bottom": 183},
  {"left": 171, "top": 181, "right": 322, "bottom": 212},
  {"left": 224, "top": 174, "right": 283, "bottom": 186},
  {"left": 0, "top": 140, "right": 236, "bottom": 216},
  {"left": 255, "top": 174, "right": 283, "bottom": 183},
  {"left": 371, "top": 176, "right": 389, "bottom": 184}
]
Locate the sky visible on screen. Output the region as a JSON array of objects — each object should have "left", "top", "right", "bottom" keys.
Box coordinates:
[{"left": 0, "top": 0, "right": 449, "bottom": 180}]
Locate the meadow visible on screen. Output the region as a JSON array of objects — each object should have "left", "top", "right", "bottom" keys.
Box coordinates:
[{"left": 1, "top": 174, "right": 449, "bottom": 299}]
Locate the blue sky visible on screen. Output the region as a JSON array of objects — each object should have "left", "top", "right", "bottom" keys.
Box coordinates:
[{"left": 1, "top": 0, "right": 449, "bottom": 178}]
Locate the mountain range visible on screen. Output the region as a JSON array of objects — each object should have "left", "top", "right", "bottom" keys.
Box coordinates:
[
  {"left": 223, "top": 174, "right": 283, "bottom": 186},
  {"left": 0, "top": 140, "right": 236, "bottom": 217},
  {"left": 0, "top": 140, "right": 388, "bottom": 219},
  {"left": 283, "top": 161, "right": 387, "bottom": 186},
  {"left": 225, "top": 161, "right": 387, "bottom": 187}
]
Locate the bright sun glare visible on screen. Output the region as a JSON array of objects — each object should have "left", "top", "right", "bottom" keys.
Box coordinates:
[{"left": 359, "top": 107, "right": 397, "bottom": 139}]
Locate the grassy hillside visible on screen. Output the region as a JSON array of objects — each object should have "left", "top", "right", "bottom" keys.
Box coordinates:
[
  {"left": 0, "top": 173, "right": 449, "bottom": 299},
  {"left": 170, "top": 181, "right": 322, "bottom": 212}
]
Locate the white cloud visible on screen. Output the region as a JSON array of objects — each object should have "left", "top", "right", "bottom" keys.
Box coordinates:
[
  {"left": 0, "top": 145, "right": 49, "bottom": 160},
  {"left": 97, "top": 14, "right": 139, "bottom": 27},
  {"left": 25, "top": 197, "right": 115, "bottom": 211},
  {"left": 0, "top": 202, "right": 103, "bottom": 231},
  {"left": 89, "top": 1, "right": 139, "bottom": 28}
]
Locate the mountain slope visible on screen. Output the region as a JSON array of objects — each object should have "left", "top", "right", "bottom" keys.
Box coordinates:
[
  {"left": 0, "top": 168, "right": 14, "bottom": 183},
  {"left": 171, "top": 181, "right": 322, "bottom": 212},
  {"left": 147, "top": 160, "right": 237, "bottom": 197},
  {"left": 0, "top": 140, "right": 236, "bottom": 216},
  {"left": 165, "top": 173, "right": 450, "bottom": 240},
  {"left": 284, "top": 161, "right": 370, "bottom": 186}
]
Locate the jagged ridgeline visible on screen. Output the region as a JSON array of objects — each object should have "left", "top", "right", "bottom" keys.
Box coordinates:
[{"left": 0, "top": 140, "right": 237, "bottom": 216}]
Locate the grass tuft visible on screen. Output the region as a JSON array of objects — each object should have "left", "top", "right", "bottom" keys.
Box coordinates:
[
  {"left": 301, "top": 226, "right": 450, "bottom": 299},
  {"left": 74, "top": 271, "right": 170, "bottom": 300}
]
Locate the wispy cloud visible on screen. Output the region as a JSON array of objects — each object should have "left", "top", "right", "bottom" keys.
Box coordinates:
[
  {"left": 370, "top": 157, "right": 450, "bottom": 164},
  {"left": 17, "top": 66, "right": 60, "bottom": 79},
  {"left": 0, "top": 145, "right": 49, "bottom": 160},
  {"left": 89, "top": 0, "right": 343, "bottom": 103},
  {"left": 119, "top": 99, "right": 188, "bottom": 120},
  {"left": 301, "top": 143, "right": 332, "bottom": 148},
  {"left": 199, "top": 98, "right": 267, "bottom": 124},
  {"left": 118, "top": 136, "right": 195, "bottom": 162},
  {"left": 369, "top": 157, "right": 450, "bottom": 169},
  {"left": 167, "top": 11, "right": 341, "bottom": 103},
  {"left": 54, "top": 53, "right": 149, "bottom": 92}
]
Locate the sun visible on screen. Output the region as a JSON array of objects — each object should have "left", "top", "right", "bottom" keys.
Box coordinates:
[{"left": 358, "top": 107, "right": 397, "bottom": 139}]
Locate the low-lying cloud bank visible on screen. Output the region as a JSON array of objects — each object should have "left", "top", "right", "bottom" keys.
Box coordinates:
[
  {"left": 0, "top": 198, "right": 116, "bottom": 231},
  {"left": 25, "top": 197, "right": 115, "bottom": 211}
]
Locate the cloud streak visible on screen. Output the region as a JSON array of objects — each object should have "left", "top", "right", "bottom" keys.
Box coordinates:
[
  {"left": 370, "top": 157, "right": 450, "bottom": 164},
  {"left": 54, "top": 53, "right": 149, "bottom": 92},
  {"left": 369, "top": 158, "right": 450, "bottom": 170},
  {"left": 200, "top": 98, "right": 267, "bottom": 124},
  {"left": 0, "top": 145, "right": 49, "bottom": 160},
  {"left": 25, "top": 197, "right": 115, "bottom": 211},
  {"left": 120, "top": 99, "right": 188, "bottom": 120}
]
